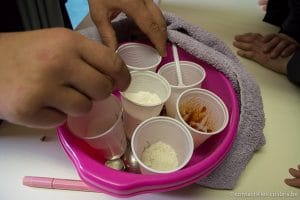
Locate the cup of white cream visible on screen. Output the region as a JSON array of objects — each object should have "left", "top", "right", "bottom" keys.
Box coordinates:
[{"left": 120, "top": 71, "right": 171, "bottom": 139}]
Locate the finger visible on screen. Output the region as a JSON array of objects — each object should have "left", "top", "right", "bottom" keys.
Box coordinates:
[
  {"left": 109, "top": 10, "right": 121, "bottom": 21},
  {"left": 270, "top": 40, "right": 290, "bottom": 58},
  {"left": 298, "top": 164, "right": 300, "bottom": 170},
  {"left": 121, "top": 0, "right": 167, "bottom": 56},
  {"left": 281, "top": 44, "right": 297, "bottom": 57},
  {"left": 90, "top": 8, "right": 118, "bottom": 50},
  {"left": 233, "top": 41, "right": 254, "bottom": 51},
  {"left": 144, "top": 0, "right": 167, "bottom": 56},
  {"left": 67, "top": 60, "right": 114, "bottom": 100},
  {"left": 47, "top": 87, "right": 92, "bottom": 117},
  {"left": 237, "top": 50, "right": 267, "bottom": 66},
  {"left": 289, "top": 168, "right": 300, "bottom": 178},
  {"left": 77, "top": 37, "right": 131, "bottom": 91},
  {"left": 278, "top": 33, "right": 298, "bottom": 43},
  {"left": 234, "top": 33, "right": 263, "bottom": 43},
  {"left": 263, "top": 36, "right": 281, "bottom": 53},
  {"left": 28, "top": 107, "right": 67, "bottom": 129},
  {"left": 284, "top": 178, "right": 300, "bottom": 188},
  {"left": 262, "top": 33, "right": 277, "bottom": 43},
  {"left": 237, "top": 50, "right": 255, "bottom": 60}
]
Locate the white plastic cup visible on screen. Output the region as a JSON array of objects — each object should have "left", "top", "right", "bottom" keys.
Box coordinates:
[
  {"left": 131, "top": 116, "right": 194, "bottom": 174},
  {"left": 176, "top": 88, "right": 229, "bottom": 149},
  {"left": 121, "top": 71, "right": 171, "bottom": 139},
  {"left": 67, "top": 95, "right": 127, "bottom": 160},
  {"left": 158, "top": 61, "right": 206, "bottom": 118},
  {"left": 116, "top": 42, "right": 162, "bottom": 72}
]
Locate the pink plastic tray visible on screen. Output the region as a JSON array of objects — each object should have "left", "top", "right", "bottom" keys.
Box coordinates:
[{"left": 57, "top": 42, "right": 240, "bottom": 197}]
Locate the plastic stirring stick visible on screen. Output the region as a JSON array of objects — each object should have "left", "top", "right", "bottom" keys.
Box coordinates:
[{"left": 172, "top": 44, "right": 185, "bottom": 86}]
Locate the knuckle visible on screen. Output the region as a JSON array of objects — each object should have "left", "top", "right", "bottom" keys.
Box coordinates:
[
  {"left": 121, "top": 0, "right": 140, "bottom": 10},
  {"left": 148, "top": 21, "right": 160, "bottom": 33},
  {"left": 53, "top": 28, "right": 77, "bottom": 43},
  {"left": 50, "top": 29, "right": 77, "bottom": 52},
  {"left": 34, "top": 29, "right": 77, "bottom": 73},
  {"left": 263, "top": 45, "right": 270, "bottom": 52},
  {"left": 112, "top": 54, "right": 125, "bottom": 73}
]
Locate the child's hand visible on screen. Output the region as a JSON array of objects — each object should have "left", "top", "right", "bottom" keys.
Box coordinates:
[
  {"left": 285, "top": 165, "right": 300, "bottom": 188},
  {"left": 262, "top": 33, "right": 299, "bottom": 58},
  {"left": 233, "top": 33, "right": 292, "bottom": 75}
]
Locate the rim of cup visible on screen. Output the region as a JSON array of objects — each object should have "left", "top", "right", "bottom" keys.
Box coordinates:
[
  {"left": 117, "top": 42, "right": 162, "bottom": 71},
  {"left": 131, "top": 116, "right": 194, "bottom": 174},
  {"left": 157, "top": 61, "right": 206, "bottom": 89},
  {"left": 176, "top": 88, "right": 229, "bottom": 136},
  {"left": 121, "top": 71, "right": 171, "bottom": 107}
]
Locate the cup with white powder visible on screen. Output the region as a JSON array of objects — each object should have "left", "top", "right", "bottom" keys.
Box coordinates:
[
  {"left": 121, "top": 71, "right": 171, "bottom": 139},
  {"left": 131, "top": 116, "right": 194, "bottom": 174}
]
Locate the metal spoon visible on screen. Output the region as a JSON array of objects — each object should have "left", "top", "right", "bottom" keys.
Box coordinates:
[{"left": 122, "top": 141, "right": 140, "bottom": 173}]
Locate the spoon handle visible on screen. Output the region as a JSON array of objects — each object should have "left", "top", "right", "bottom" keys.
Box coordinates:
[{"left": 172, "top": 44, "right": 184, "bottom": 86}]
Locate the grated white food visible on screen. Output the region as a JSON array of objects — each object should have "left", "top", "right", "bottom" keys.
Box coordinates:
[
  {"left": 141, "top": 141, "right": 178, "bottom": 171},
  {"left": 124, "top": 91, "right": 161, "bottom": 105}
]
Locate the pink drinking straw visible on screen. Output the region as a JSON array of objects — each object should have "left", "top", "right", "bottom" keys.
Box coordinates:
[{"left": 23, "top": 176, "right": 98, "bottom": 192}]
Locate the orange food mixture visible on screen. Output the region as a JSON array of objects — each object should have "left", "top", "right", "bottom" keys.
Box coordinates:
[{"left": 179, "top": 99, "right": 213, "bottom": 133}]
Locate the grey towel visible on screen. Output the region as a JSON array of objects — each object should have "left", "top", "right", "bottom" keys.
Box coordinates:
[{"left": 78, "top": 12, "right": 266, "bottom": 190}]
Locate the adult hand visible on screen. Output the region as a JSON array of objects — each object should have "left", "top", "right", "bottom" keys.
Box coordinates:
[
  {"left": 0, "top": 28, "right": 130, "bottom": 128},
  {"left": 88, "top": 0, "right": 167, "bottom": 56},
  {"left": 285, "top": 165, "right": 300, "bottom": 188},
  {"left": 233, "top": 32, "right": 292, "bottom": 74},
  {"left": 262, "top": 33, "right": 299, "bottom": 58}
]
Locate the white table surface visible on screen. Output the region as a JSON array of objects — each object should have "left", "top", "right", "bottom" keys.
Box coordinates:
[{"left": 1, "top": 0, "right": 299, "bottom": 199}]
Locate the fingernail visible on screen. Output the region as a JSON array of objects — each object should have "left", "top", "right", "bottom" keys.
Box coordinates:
[
  {"left": 284, "top": 179, "right": 289, "bottom": 184},
  {"left": 160, "top": 46, "right": 167, "bottom": 57},
  {"left": 161, "top": 49, "right": 167, "bottom": 57}
]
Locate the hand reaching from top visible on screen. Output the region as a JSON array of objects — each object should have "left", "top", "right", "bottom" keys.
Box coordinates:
[{"left": 88, "top": 0, "right": 167, "bottom": 56}]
